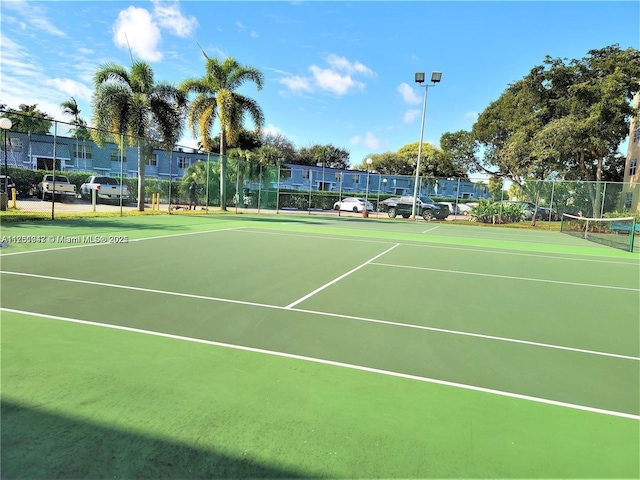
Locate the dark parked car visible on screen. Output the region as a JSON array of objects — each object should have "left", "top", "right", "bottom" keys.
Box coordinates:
[
  {"left": 380, "top": 195, "right": 449, "bottom": 220},
  {"left": 0, "top": 175, "right": 16, "bottom": 194}
]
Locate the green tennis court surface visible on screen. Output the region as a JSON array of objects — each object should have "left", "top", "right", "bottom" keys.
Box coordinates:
[{"left": 1, "top": 215, "right": 639, "bottom": 478}]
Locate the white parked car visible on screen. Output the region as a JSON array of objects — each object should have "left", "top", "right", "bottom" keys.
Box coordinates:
[
  {"left": 457, "top": 203, "right": 473, "bottom": 215},
  {"left": 441, "top": 202, "right": 460, "bottom": 215},
  {"left": 333, "top": 197, "right": 374, "bottom": 213}
]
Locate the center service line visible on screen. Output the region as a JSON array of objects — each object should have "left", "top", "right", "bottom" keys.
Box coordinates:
[{"left": 284, "top": 243, "right": 400, "bottom": 309}]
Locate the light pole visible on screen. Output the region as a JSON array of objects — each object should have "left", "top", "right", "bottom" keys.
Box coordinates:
[
  {"left": 0, "top": 117, "right": 12, "bottom": 193},
  {"left": 365, "top": 157, "right": 372, "bottom": 213},
  {"left": 411, "top": 71, "right": 442, "bottom": 220}
]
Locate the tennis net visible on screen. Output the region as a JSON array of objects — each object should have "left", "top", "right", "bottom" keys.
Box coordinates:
[{"left": 560, "top": 214, "right": 637, "bottom": 252}]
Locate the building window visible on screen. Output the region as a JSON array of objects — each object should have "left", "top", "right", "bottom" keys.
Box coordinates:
[
  {"left": 624, "top": 192, "right": 633, "bottom": 209},
  {"left": 73, "top": 144, "right": 92, "bottom": 159},
  {"left": 352, "top": 174, "right": 360, "bottom": 184},
  {"left": 634, "top": 126, "right": 640, "bottom": 143},
  {"left": 147, "top": 153, "right": 158, "bottom": 167},
  {"left": 630, "top": 159, "right": 637, "bottom": 177},
  {"left": 110, "top": 149, "right": 120, "bottom": 162},
  {"left": 177, "top": 156, "right": 190, "bottom": 169},
  {"left": 302, "top": 169, "right": 310, "bottom": 179},
  {"left": 334, "top": 172, "right": 342, "bottom": 182}
]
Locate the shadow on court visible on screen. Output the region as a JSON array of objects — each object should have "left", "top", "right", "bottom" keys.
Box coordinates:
[{"left": 1, "top": 399, "right": 314, "bottom": 479}]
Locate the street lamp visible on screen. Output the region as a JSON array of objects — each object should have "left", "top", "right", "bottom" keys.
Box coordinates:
[
  {"left": 365, "top": 157, "right": 372, "bottom": 213},
  {"left": 411, "top": 71, "right": 442, "bottom": 220},
  {"left": 0, "top": 117, "right": 12, "bottom": 193}
]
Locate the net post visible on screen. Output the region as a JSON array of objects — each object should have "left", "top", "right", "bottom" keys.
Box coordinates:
[{"left": 630, "top": 218, "right": 637, "bottom": 253}]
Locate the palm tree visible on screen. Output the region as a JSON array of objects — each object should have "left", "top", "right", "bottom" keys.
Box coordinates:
[
  {"left": 60, "top": 97, "right": 91, "bottom": 169},
  {"left": 180, "top": 53, "right": 264, "bottom": 210},
  {"left": 91, "top": 60, "right": 187, "bottom": 210}
]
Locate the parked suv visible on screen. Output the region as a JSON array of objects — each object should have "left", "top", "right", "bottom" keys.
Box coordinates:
[{"left": 380, "top": 195, "right": 449, "bottom": 220}]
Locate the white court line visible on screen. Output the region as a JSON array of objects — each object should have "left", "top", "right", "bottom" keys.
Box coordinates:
[
  {"left": 1, "top": 270, "right": 637, "bottom": 361},
  {"left": 371, "top": 262, "right": 640, "bottom": 292},
  {"left": 2, "top": 307, "right": 638, "bottom": 421},
  {"left": 285, "top": 244, "right": 400, "bottom": 309},
  {"left": 0, "top": 227, "right": 243, "bottom": 256},
  {"left": 421, "top": 226, "right": 441, "bottom": 234},
  {"left": 236, "top": 228, "right": 639, "bottom": 266}
]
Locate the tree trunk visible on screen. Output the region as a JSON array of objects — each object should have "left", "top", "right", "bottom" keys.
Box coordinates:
[
  {"left": 592, "top": 156, "right": 604, "bottom": 218},
  {"left": 137, "top": 143, "right": 145, "bottom": 212},
  {"left": 219, "top": 133, "right": 227, "bottom": 211}
]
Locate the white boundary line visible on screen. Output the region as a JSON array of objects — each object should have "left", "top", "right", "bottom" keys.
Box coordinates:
[
  {"left": 285, "top": 244, "right": 400, "bottom": 308},
  {"left": 421, "top": 226, "right": 441, "bottom": 234},
  {"left": 2, "top": 307, "right": 638, "bottom": 421},
  {"left": 1, "top": 270, "right": 638, "bottom": 361},
  {"left": 371, "top": 262, "right": 640, "bottom": 292}
]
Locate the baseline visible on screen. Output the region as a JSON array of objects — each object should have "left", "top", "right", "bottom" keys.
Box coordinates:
[{"left": 3, "top": 307, "right": 638, "bottom": 421}]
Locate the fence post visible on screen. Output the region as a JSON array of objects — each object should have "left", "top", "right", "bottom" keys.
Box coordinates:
[
  {"left": 276, "top": 164, "right": 281, "bottom": 214},
  {"left": 51, "top": 121, "right": 57, "bottom": 220},
  {"left": 205, "top": 153, "right": 210, "bottom": 213}
]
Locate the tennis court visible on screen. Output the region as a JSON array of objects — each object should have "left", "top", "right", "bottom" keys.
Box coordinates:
[{"left": 1, "top": 214, "right": 639, "bottom": 478}]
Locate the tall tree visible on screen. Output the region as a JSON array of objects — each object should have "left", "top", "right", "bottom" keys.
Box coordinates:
[
  {"left": 60, "top": 97, "right": 91, "bottom": 170},
  {"left": 1, "top": 104, "right": 53, "bottom": 134},
  {"left": 180, "top": 53, "right": 264, "bottom": 210},
  {"left": 441, "top": 45, "right": 640, "bottom": 214},
  {"left": 295, "top": 144, "right": 350, "bottom": 169},
  {"left": 262, "top": 132, "right": 297, "bottom": 164},
  {"left": 91, "top": 60, "right": 187, "bottom": 210}
]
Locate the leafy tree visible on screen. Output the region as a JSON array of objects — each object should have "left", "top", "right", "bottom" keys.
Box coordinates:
[
  {"left": 363, "top": 151, "right": 414, "bottom": 175},
  {"left": 91, "top": 60, "right": 187, "bottom": 210},
  {"left": 210, "top": 128, "right": 262, "bottom": 152},
  {"left": 1, "top": 104, "right": 53, "bottom": 134},
  {"left": 262, "top": 132, "right": 297, "bottom": 164},
  {"left": 396, "top": 142, "right": 466, "bottom": 178},
  {"left": 295, "top": 144, "right": 350, "bottom": 169},
  {"left": 441, "top": 44, "right": 640, "bottom": 216},
  {"left": 180, "top": 52, "right": 264, "bottom": 211}
]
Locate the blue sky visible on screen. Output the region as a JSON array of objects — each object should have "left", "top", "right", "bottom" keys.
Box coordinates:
[{"left": 1, "top": 1, "right": 638, "bottom": 167}]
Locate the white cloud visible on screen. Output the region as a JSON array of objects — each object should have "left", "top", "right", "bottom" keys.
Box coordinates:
[
  {"left": 325, "top": 54, "right": 374, "bottom": 76},
  {"left": 403, "top": 109, "right": 420, "bottom": 123},
  {"left": 46, "top": 78, "right": 93, "bottom": 102},
  {"left": 3, "top": 0, "right": 66, "bottom": 37},
  {"left": 280, "top": 54, "right": 374, "bottom": 96},
  {"left": 349, "top": 132, "right": 382, "bottom": 150},
  {"left": 397, "top": 83, "right": 421, "bottom": 104},
  {"left": 236, "top": 21, "right": 246, "bottom": 30},
  {"left": 279, "top": 75, "right": 312, "bottom": 93},
  {"left": 113, "top": 6, "right": 163, "bottom": 62},
  {"left": 262, "top": 124, "right": 283, "bottom": 136},
  {"left": 152, "top": 0, "right": 198, "bottom": 37},
  {"left": 309, "top": 65, "right": 364, "bottom": 96},
  {"left": 250, "top": 31, "right": 259, "bottom": 38}
]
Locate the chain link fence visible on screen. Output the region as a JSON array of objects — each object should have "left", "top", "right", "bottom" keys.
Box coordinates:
[{"left": 0, "top": 118, "right": 638, "bottom": 221}]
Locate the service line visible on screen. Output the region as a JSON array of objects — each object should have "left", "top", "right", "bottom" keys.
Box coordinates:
[
  {"left": 284, "top": 244, "right": 399, "bottom": 309},
  {"left": 1, "top": 270, "right": 637, "bottom": 361}
]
